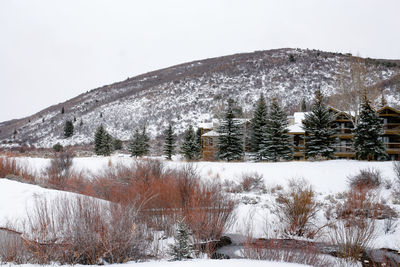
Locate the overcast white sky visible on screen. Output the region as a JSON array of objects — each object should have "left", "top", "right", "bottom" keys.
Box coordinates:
[{"left": 0, "top": 0, "right": 399, "bottom": 122}]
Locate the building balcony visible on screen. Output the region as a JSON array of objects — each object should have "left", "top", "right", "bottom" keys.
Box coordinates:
[{"left": 385, "top": 143, "right": 400, "bottom": 153}]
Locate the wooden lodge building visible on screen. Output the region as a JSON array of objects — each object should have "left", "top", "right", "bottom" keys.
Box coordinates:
[{"left": 199, "top": 106, "right": 400, "bottom": 161}]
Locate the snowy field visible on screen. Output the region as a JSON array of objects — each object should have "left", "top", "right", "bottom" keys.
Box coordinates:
[
  {"left": 1, "top": 155, "right": 400, "bottom": 265},
  {"left": 1, "top": 259, "right": 311, "bottom": 267},
  {"left": 12, "top": 155, "right": 397, "bottom": 194}
]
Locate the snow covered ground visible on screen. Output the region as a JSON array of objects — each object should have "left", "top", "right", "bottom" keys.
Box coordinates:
[
  {"left": 1, "top": 155, "right": 400, "bottom": 265},
  {"left": 11, "top": 155, "right": 398, "bottom": 194},
  {"left": 3, "top": 259, "right": 311, "bottom": 267},
  {"left": 0, "top": 179, "right": 95, "bottom": 231}
]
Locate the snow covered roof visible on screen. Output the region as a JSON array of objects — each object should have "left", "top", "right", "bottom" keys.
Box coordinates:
[
  {"left": 198, "top": 122, "right": 213, "bottom": 129},
  {"left": 202, "top": 130, "right": 219, "bottom": 137},
  {"left": 288, "top": 112, "right": 306, "bottom": 133}
]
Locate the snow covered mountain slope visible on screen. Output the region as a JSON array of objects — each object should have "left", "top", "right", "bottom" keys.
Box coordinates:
[{"left": 1, "top": 48, "right": 399, "bottom": 148}]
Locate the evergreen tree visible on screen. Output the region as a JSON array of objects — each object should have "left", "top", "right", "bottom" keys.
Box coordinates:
[
  {"left": 217, "top": 98, "right": 244, "bottom": 161},
  {"left": 302, "top": 88, "right": 336, "bottom": 159},
  {"left": 140, "top": 126, "right": 150, "bottom": 156},
  {"left": 130, "top": 128, "right": 143, "bottom": 157},
  {"left": 353, "top": 94, "right": 387, "bottom": 160},
  {"left": 102, "top": 132, "right": 112, "bottom": 156},
  {"left": 113, "top": 138, "right": 123, "bottom": 151},
  {"left": 94, "top": 125, "right": 106, "bottom": 155},
  {"left": 250, "top": 94, "right": 268, "bottom": 160},
  {"left": 64, "top": 120, "right": 74, "bottom": 138},
  {"left": 163, "top": 123, "right": 176, "bottom": 160},
  {"left": 130, "top": 126, "right": 150, "bottom": 157},
  {"left": 180, "top": 125, "right": 198, "bottom": 160},
  {"left": 260, "top": 98, "right": 293, "bottom": 161},
  {"left": 61, "top": 107, "right": 65, "bottom": 114},
  {"left": 169, "top": 220, "right": 192, "bottom": 261},
  {"left": 94, "top": 124, "right": 112, "bottom": 156}
]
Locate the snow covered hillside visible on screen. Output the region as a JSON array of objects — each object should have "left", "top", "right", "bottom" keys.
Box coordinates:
[{"left": 1, "top": 48, "right": 399, "bottom": 148}]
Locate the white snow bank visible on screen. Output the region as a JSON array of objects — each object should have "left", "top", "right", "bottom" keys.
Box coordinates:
[{"left": 0, "top": 179, "right": 100, "bottom": 231}]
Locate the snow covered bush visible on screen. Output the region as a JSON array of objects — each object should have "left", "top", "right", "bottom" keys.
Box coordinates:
[
  {"left": 347, "top": 168, "right": 382, "bottom": 190},
  {"left": 45, "top": 151, "right": 74, "bottom": 188},
  {"left": 242, "top": 239, "right": 331, "bottom": 266},
  {"left": 274, "top": 179, "right": 322, "bottom": 238},
  {"left": 238, "top": 172, "right": 265, "bottom": 192}
]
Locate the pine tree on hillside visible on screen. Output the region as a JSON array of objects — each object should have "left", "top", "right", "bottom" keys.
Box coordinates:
[
  {"left": 180, "top": 125, "right": 198, "bottom": 160},
  {"left": 61, "top": 107, "right": 65, "bottom": 114},
  {"left": 169, "top": 219, "right": 192, "bottom": 261},
  {"left": 163, "top": 123, "right": 176, "bottom": 160},
  {"left": 250, "top": 94, "right": 268, "bottom": 161},
  {"left": 217, "top": 98, "right": 244, "bottom": 161},
  {"left": 64, "top": 120, "right": 74, "bottom": 138},
  {"left": 260, "top": 98, "right": 293, "bottom": 161},
  {"left": 302, "top": 88, "right": 336, "bottom": 159},
  {"left": 353, "top": 94, "right": 387, "bottom": 160}
]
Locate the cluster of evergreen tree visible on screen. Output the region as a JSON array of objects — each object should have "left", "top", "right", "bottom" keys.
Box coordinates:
[
  {"left": 302, "top": 88, "right": 336, "bottom": 160},
  {"left": 94, "top": 124, "right": 113, "bottom": 156},
  {"left": 91, "top": 88, "right": 389, "bottom": 162},
  {"left": 250, "top": 94, "right": 292, "bottom": 161},
  {"left": 129, "top": 127, "right": 150, "bottom": 157}
]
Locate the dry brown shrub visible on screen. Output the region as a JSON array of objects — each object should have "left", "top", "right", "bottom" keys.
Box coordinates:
[
  {"left": 0, "top": 229, "right": 29, "bottom": 264},
  {"left": 184, "top": 182, "right": 236, "bottom": 242},
  {"left": 85, "top": 160, "right": 236, "bottom": 243},
  {"left": 0, "top": 157, "right": 18, "bottom": 177},
  {"left": 331, "top": 187, "right": 378, "bottom": 263},
  {"left": 0, "top": 156, "right": 36, "bottom": 183},
  {"left": 24, "top": 196, "right": 150, "bottom": 265},
  {"left": 45, "top": 151, "right": 74, "bottom": 188},
  {"left": 329, "top": 217, "right": 376, "bottom": 263},
  {"left": 239, "top": 172, "right": 265, "bottom": 192},
  {"left": 242, "top": 239, "right": 332, "bottom": 266},
  {"left": 347, "top": 168, "right": 382, "bottom": 190},
  {"left": 274, "top": 179, "right": 322, "bottom": 238}
]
